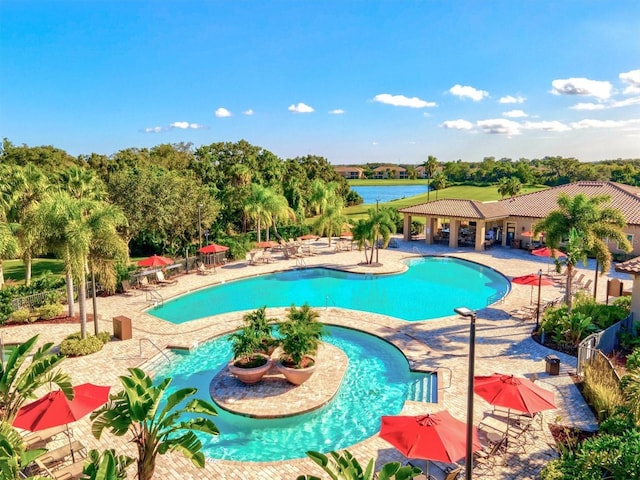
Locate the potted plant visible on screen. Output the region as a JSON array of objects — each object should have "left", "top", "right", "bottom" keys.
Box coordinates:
[
  {"left": 228, "top": 326, "right": 272, "bottom": 385},
  {"left": 242, "top": 306, "right": 279, "bottom": 355},
  {"left": 275, "top": 303, "right": 325, "bottom": 385}
]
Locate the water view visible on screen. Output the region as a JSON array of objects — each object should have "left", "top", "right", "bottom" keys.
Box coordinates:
[{"left": 350, "top": 185, "right": 429, "bottom": 205}]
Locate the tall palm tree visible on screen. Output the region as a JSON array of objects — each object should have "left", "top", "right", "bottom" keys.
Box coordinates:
[
  {"left": 36, "top": 192, "right": 128, "bottom": 338},
  {"left": 0, "top": 164, "right": 50, "bottom": 285},
  {"left": 351, "top": 207, "right": 396, "bottom": 265},
  {"left": 534, "top": 193, "right": 631, "bottom": 310},
  {"left": 243, "top": 184, "right": 272, "bottom": 243},
  {"left": 91, "top": 368, "right": 219, "bottom": 480},
  {"left": 59, "top": 165, "right": 107, "bottom": 201}
]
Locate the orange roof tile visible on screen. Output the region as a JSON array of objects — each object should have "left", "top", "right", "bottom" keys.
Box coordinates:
[
  {"left": 615, "top": 256, "right": 640, "bottom": 275},
  {"left": 399, "top": 199, "right": 509, "bottom": 220},
  {"left": 498, "top": 181, "right": 640, "bottom": 225}
]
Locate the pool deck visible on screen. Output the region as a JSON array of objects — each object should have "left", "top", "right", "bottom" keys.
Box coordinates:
[{"left": 4, "top": 238, "right": 628, "bottom": 479}]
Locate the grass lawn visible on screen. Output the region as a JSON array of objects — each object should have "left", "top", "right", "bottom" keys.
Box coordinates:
[{"left": 4, "top": 258, "right": 67, "bottom": 284}]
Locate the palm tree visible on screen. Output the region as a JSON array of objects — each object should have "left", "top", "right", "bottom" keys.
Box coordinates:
[
  {"left": 0, "top": 163, "right": 50, "bottom": 285},
  {"left": 90, "top": 367, "right": 219, "bottom": 480},
  {"left": 534, "top": 193, "right": 631, "bottom": 309},
  {"left": 0, "top": 221, "right": 19, "bottom": 289},
  {"left": 243, "top": 184, "right": 272, "bottom": 243},
  {"left": 0, "top": 335, "right": 73, "bottom": 423},
  {"left": 423, "top": 155, "right": 439, "bottom": 201},
  {"left": 59, "top": 166, "right": 107, "bottom": 201},
  {"left": 312, "top": 202, "right": 348, "bottom": 247},
  {"left": 352, "top": 206, "right": 396, "bottom": 265},
  {"left": 36, "top": 192, "right": 128, "bottom": 338}
]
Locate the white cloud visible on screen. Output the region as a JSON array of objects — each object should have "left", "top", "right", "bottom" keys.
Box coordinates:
[
  {"left": 215, "top": 108, "right": 232, "bottom": 118},
  {"left": 571, "top": 96, "right": 640, "bottom": 110},
  {"left": 620, "top": 69, "right": 640, "bottom": 94},
  {"left": 477, "top": 118, "right": 521, "bottom": 135},
  {"left": 551, "top": 77, "right": 612, "bottom": 100},
  {"left": 243, "top": 109, "right": 254, "bottom": 116},
  {"left": 143, "top": 122, "right": 206, "bottom": 133},
  {"left": 503, "top": 110, "right": 527, "bottom": 118},
  {"left": 288, "top": 102, "right": 314, "bottom": 113},
  {"left": 449, "top": 84, "right": 489, "bottom": 101},
  {"left": 523, "top": 121, "right": 571, "bottom": 132},
  {"left": 499, "top": 95, "right": 526, "bottom": 104},
  {"left": 570, "top": 118, "right": 640, "bottom": 129},
  {"left": 441, "top": 119, "right": 474, "bottom": 130},
  {"left": 329, "top": 109, "right": 345, "bottom": 114},
  {"left": 372, "top": 93, "right": 436, "bottom": 108}
]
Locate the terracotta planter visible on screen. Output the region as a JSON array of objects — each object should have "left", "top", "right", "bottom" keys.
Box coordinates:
[
  {"left": 275, "top": 356, "right": 316, "bottom": 385},
  {"left": 228, "top": 355, "right": 272, "bottom": 385}
]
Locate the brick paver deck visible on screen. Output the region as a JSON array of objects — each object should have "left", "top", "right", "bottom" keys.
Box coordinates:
[{"left": 3, "top": 239, "right": 615, "bottom": 479}]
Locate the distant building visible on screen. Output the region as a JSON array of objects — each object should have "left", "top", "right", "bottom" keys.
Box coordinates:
[
  {"left": 372, "top": 165, "right": 408, "bottom": 179},
  {"left": 334, "top": 166, "right": 365, "bottom": 179}
]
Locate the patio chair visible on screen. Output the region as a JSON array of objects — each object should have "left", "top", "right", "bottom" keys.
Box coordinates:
[
  {"left": 197, "top": 263, "right": 213, "bottom": 275},
  {"left": 120, "top": 280, "right": 141, "bottom": 296},
  {"left": 21, "top": 425, "right": 68, "bottom": 449},
  {"left": 474, "top": 437, "right": 506, "bottom": 472},
  {"left": 156, "top": 270, "right": 178, "bottom": 285},
  {"left": 509, "top": 307, "right": 535, "bottom": 321},
  {"left": 138, "top": 276, "right": 158, "bottom": 291}
]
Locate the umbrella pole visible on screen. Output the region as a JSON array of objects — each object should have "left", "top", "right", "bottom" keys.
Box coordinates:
[{"left": 65, "top": 425, "right": 75, "bottom": 462}]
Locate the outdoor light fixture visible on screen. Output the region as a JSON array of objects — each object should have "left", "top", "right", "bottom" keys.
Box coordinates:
[
  {"left": 454, "top": 306, "right": 477, "bottom": 480},
  {"left": 197, "top": 203, "right": 203, "bottom": 249},
  {"left": 536, "top": 269, "right": 543, "bottom": 330}
]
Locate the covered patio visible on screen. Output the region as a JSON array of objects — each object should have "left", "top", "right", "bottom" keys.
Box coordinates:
[{"left": 399, "top": 199, "right": 510, "bottom": 252}]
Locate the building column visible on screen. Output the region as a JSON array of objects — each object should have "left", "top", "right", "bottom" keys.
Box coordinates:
[
  {"left": 403, "top": 215, "right": 411, "bottom": 241},
  {"left": 449, "top": 220, "right": 459, "bottom": 248},
  {"left": 425, "top": 217, "right": 434, "bottom": 244},
  {"left": 475, "top": 221, "right": 486, "bottom": 252}
]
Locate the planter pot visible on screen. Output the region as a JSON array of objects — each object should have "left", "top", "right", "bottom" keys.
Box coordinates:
[
  {"left": 228, "top": 355, "right": 272, "bottom": 385},
  {"left": 275, "top": 356, "right": 316, "bottom": 385}
]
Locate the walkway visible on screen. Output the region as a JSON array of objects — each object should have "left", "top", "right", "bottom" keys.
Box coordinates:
[{"left": 3, "top": 238, "right": 618, "bottom": 479}]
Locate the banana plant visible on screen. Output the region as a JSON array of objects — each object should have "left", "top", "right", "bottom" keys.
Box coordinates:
[
  {"left": 90, "top": 367, "right": 219, "bottom": 480},
  {"left": 82, "top": 448, "right": 134, "bottom": 480},
  {"left": 0, "top": 421, "right": 48, "bottom": 480},
  {"left": 297, "top": 450, "right": 423, "bottom": 480}
]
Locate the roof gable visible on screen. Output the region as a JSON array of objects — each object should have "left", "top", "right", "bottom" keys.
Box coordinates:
[{"left": 399, "top": 199, "right": 509, "bottom": 220}]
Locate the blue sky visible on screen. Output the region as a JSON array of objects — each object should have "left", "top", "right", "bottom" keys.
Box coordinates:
[{"left": 1, "top": 1, "right": 639, "bottom": 165}]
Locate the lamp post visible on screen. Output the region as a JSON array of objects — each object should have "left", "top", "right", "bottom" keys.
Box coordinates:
[
  {"left": 454, "top": 307, "right": 477, "bottom": 480},
  {"left": 536, "top": 269, "right": 543, "bottom": 330},
  {"left": 204, "top": 229, "right": 209, "bottom": 246},
  {"left": 197, "top": 203, "right": 203, "bottom": 249}
]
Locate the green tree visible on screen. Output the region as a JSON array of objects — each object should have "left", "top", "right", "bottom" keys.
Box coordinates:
[
  {"left": 352, "top": 206, "right": 396, "bottom": 265},
  {"left": 90, "top": 368, "right": 219, "bottom": 480},
  {"left": 0, "top": 221, "right": 19, "bottom": 289},
  {"left": 423, "top": 155, "right": 439, "bottom": 201},
  {"left": 0, "top": 163, "right": 51, "bottom": 285},
  {"left": 497, "top": 176, "right": 522, "bottom": 198},
  {"left": 534, "top": 193, "right": 631, "bottom": 309},
  {"left": 0, "top": 335, "right": 73, "bottom": 423}
]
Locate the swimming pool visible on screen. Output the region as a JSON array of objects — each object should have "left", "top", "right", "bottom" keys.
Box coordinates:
[
  {"left": 156, "top": 325, "right": 429, "bottom": 462},
  {"left": 150, "top": 257, "right": 509, "bottom": 323}
]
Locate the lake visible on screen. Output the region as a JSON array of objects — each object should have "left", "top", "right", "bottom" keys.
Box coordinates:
[{"left": 350, "top": 185, "right": 429, "bottom": 205}]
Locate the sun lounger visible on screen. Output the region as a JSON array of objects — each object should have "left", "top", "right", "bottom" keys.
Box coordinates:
[
  {"left": 38, "top": 440, "right": 86, "bottom": 467},
  {"left": 197, "top": 263, "right": 213, "bottom": 275},
  {"left": 120, "top": 280, "right": 141, "bottom": 296},
  {"left": 156, "top": 270, "right": 177, "bottom": 285},
  {"left": 22, "top": 425, "right": 68, "bottom": 449},
  {"left": 36, "top": 458, "right": 86, "bottom": 480},
  {"left": 138, "top": 276, "right": 158, "bottom": 290}
]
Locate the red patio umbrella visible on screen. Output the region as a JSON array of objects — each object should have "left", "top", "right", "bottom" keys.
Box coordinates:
[
  {"left": 256, "top": 240, "right": 279, "bottom": 249},
  {"left": 512, "top": 272, "right": 556, "bottom": 304},
  {"left": 198, "top": 243, "right": 229, "bottom": 254},
  {"left": 298, "top": 234, "right": 318, "bottom": 241},
  {"left": 474, "top": 373, "right": 556, "bottom": 414},
  {"left": 531, "top": 247, "right": 566, "bottom": 258},
  {"left": 380, "top": 411, "right": 481, "bottom": 477},
  {"left": 137, "top": 254, "right": 173, "bottom": 267},
  {"left": 14, "top": 383, "right": 111, "bottom": 460}
]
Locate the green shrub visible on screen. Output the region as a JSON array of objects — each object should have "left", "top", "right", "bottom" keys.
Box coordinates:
[
  {"left": 619, "top": 323, "right": 640, "bottom": 352},
  {"left": 626, "top": 347, "right": 640, "bottom": 371},
  {"left": 612, "top": 295, "right": 631, "bottom": 312},
  {"left": 97, "top": 331, "right": 112, "bottom": 344},
  {"left": 599, "top": 407, "right": 636, "bottom": 435},
  {"left": 10, "top": 308, "right": 32, "bottom": 323},
  {"left": 60, "top": 334, "right": 105, "bottom": 357},
  {"left": 582, "top": 354, "right": 625, "bottom": 421},
  {"left": 36, "top": 303, "right": 63, "bottom": 320}
]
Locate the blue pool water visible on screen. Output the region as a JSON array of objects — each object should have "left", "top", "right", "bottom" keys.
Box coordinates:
[
  {"left": 156, "top": 326, "right": 426, "bottom": 462},
  {"left": 151, "top": 257, "right": 509, "bottom": 323}
]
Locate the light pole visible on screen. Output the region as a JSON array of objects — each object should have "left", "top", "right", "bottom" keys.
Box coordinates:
[
  {"left": 454, "top": 307, "right": 477, "bottom": 480},
  {"left": 204, "top": 229, "right": 210, "bottom": 246},
  {"left": 197, "top": 203, "right": 203, "bottom": 249},
  {"left": 535, "top": 269, "right": 543, "bottom": 330}
]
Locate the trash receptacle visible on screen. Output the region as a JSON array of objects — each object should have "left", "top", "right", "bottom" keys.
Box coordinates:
[
  {"left": 545, "top": 354, "right": 560, "bottom": 375},
  {"left": 113, "top": 316, "right": 132, "bottom": 340}
]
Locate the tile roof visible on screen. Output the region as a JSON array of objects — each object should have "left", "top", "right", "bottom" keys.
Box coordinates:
[
  {"left": 615, "top": 256, "right": 640, "bottom": 275},
  {"left": 399, "top": 199, "right": 509, "bottom": 220},
  {"left": 498, "top": 181, "right": 640, "bottom": 225}
]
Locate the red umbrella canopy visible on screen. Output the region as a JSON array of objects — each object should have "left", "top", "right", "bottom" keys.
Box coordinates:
[
  {"left": 512, "top": 274, "right": 556, "bottom": 287},
  {"left": 474, "top": 373, "right": 556, "bottom": 414},
  {"left": 13, "top": 383, "right": 111, "bottom": 431},
  {"left": 255, "top": 241, "right": 279, "bottom": 249},
  {"left": 380, "top": 411, "right": 481, "bottom": 464},
  {"left": 531, "top": 247, "right": 566, "bottom": 258},
  {"left": 298, "top": 234, "right": 318, "bottom": 241},
  {"left": 198, "top": 243, "right": 229, "bottom": 254},
  {"left": 137, "top": 255, "right": 173, "bottom": 267}
]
